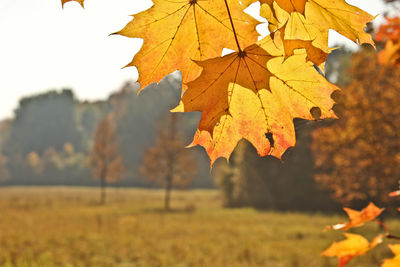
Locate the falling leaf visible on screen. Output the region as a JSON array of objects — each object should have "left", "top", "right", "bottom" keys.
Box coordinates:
[
  {"left": 382, "top": 244, "right": 400, "bottom": 267},
  {"left": 174, "top": 36, "right": 337, "bottom": 164},
  {"left": 61, "top": 0, "right": 84, "bottom": 8},
  {"left": 322, "top": 233, "right": 382, "bottom": 267},
  {"left": 327, "top": 202, "right": 384, "bottom": 231},
  {"left": 116, "top": 0, "right": 260, "bottom": 90}
]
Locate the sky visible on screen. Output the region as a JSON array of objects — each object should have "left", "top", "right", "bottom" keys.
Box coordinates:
[{"left": 0, "top": 0, "right": 387, "bottom": 120}]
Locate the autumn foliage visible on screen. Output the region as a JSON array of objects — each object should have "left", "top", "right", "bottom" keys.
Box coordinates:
[
  {"left": 312, "top": 50, "right": 400, "bottom": 207},
  {"left": 140, "top": 114, "right": 196, "bottom": 210},
  {"left": 376, "top": 17, "right": 400, "bottom": 66},
  {"left": 322, "top": 199, "right": 400, "bottom": 267},
  {"left": 318, "top": 18, "right": 400, "bottom": 266},
  {"left": 59, "top": 1, "right": 400, "bottom": 264},
  {"left": 62, "top": 0, "right": 374, "bottom": 165}
]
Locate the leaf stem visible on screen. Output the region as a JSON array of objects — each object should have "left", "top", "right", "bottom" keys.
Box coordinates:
[
  {"left": 375, "top": 220, "right": 390, "bottom": 234},
  {"left": 223, "top": 0, "right": 242, "bottom": 52},
  {"left": 375, "top": 220, "right": 400, "bottom": 240},
  {"left": 387, "top": 234, "right": 400, "bottom": 240}
]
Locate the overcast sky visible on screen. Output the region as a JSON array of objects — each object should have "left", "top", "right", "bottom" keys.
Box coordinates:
[{"left": 0, "top": 0, "right": 387, "bottom": 119}]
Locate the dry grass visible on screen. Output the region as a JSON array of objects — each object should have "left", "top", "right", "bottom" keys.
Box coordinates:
[{"left": 0, "top": 187, "right": 398, "bottom": 267}]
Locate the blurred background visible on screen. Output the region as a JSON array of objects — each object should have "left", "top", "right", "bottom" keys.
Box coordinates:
[{"left": 0, "top": 0, "right": 400, "bottom": 266}]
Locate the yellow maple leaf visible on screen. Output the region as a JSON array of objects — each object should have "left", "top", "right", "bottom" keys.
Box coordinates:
[
  {"left": 260, "top": 0, "right": 374, "bottom": 53},
  {"left": 382, "top": 245, "right": 400, "bottom": 267},
  {"left": 322, "top": 233, "right": 383, "bottom": 267},
  {"left": 116, "top": 0, "right": 260, "bottom": 91},
  {"left": 174, "top": 36, "right": 337, "bottom": 164},
  {"left": 327, "top": 202, "right": 384, "bottom": 231},
  {"left": 61, "top": 0, "right": 84, "bottom": 8}
]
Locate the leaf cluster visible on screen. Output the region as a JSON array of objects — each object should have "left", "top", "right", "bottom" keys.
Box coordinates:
[
  {"left": 62, "top": 0, "right": 374, "bottom": 164},
  {"left": 323, "top": 200, "right": 400, "bottom": 267}
]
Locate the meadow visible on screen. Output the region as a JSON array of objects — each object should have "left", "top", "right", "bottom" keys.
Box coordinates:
[{"left": 0, "top": 187, "right": 399, "bottom": 267}]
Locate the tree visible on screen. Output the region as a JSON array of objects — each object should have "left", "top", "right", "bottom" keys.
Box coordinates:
[
  {"left": 312, "top": 49, "right": 400, "bottom": 208},
  {"left": 89, "top": 114, "right": 124, "bottom": 204},
  {"left": 140, "top": 113, "right": 197, "bottom": 211}
]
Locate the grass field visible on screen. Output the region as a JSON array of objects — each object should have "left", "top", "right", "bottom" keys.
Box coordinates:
[{"left": 0, "top": 187, "right": 398, "bottom": 267}]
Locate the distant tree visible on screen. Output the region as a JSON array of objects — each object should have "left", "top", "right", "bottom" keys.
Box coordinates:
[
  {"left": 312, "top": 50, "right": 400, "bottom": 208},
  {"left": 213, "top": 140, "right": 270, "bottom": 208},
  {"left": 140, "top": 113, "right": 197, "bottom": 211},
  {"left": 89, "top": 114, "right": 124, "bottom": 204},
  {"left": 26, "top": 151, "right": 43, "bottom": 175},
  {"left": 63, "top": 143, "right": 75, "bottom": 156},
  {"left": 0, "top": 153, "right": 10, "bottom": 182}
]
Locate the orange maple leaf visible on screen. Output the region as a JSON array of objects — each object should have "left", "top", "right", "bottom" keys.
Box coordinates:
[
  {"left": 322, "top": 233, "right": 383, "bottom": 267},
  {"left": 61, "top": 0, "right": 84, "bottom": 8},
  {"left": 116, "top": 0, "right": 260, "bottom": 91},
  {"left": 327, "top": 202, "right": 384, "bottom": 231},
  {"left": 174, "top": 35, "right": 338, "bottom": 164}
]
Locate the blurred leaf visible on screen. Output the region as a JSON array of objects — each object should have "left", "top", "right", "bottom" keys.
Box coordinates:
[
  {"left": 327, "top": 202, "right": 384, "bottom": 231},
  {"left": 322, "top": 233, "right": 382, "bottom": 267}
]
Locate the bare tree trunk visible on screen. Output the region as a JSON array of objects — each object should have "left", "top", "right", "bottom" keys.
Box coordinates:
[
  {"left": 165, "top": 175, "right": 172, "bottom": 211},
  {"left": 100, "top": 175, "right": 106, "bottom": 205}
]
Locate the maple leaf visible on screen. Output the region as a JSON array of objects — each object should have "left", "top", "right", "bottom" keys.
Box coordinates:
[
  {"left": 61, "top": 0, "right": 84, "bottom": 8},
  {"left": 322, "top": 233, "right": 383, "bottom": 267},
  {"left": 327, "top": 202, "right": 384, "bottom": 231},
  {"left": 174, "top": 36, "right": 338, "bottom": 164},
  {"left": 116, "top": 0, "right": 260, "bottom": 90},
  {"left": 259, "top": 0, "right": 375, "bottom": 53},
  {"left": 382, "top": 244, "right": 400, "bottom": 267}
]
